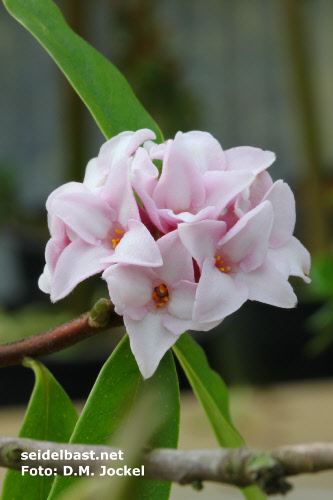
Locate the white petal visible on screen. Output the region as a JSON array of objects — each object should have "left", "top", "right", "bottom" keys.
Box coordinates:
[
  {"left": 267, "top": 236, "right": 311, "bottom": 283},
  {"left": 168, "top": 280, "right": 197, "bottom": 320},
  {"left": 157, "top": 231, "right": 195, "bottom": 283},
  {"left": 102, "top": 263, "right": 154, "bottom": 313},
  {"left": 102, "top": 219, "right": 163, "bottom": 267},
  {"left": 225, "top": 146, "right": 276, "bottom": 174},
  {"left": 237, "top": 260, "right": 297, "bottom": 308},
  {"left": 193, "top": 257, "right": 249, "bottom": 322},
  {"left": 124, "top": 313, "right": 179, "bottom": 379},
  {"left": 51, "top": 240, "right": 110, "bottom": 302},
  {"left": 219, "top": 201, "right": 274, "bottom": 272},
  {"left": 262, "top": 180, "right": 296, "bottom": 248},
  {"left": 178, "top": 220, "right": 227, "bottom": 269}
]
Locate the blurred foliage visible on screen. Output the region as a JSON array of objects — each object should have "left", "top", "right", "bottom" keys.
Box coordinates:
[
  {"left": 0, "top": 165, "right": 16, "bottom": 226},
  {"left": 111, "top": 0, "right": 201, "bottom": 138},
  {"left": 305, "top": 253, "right": 333, "bottom": 357}
]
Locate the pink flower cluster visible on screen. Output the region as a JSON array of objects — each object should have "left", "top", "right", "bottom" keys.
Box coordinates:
[{"left": 39, "top": 130, "right": 310, "bottom": 378}]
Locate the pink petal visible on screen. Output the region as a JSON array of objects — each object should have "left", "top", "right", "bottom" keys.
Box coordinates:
[
  {"left": 102, "top": 263, "right": 154, "bottom": 314},
  {"left": 178, "top": 220, "right": 227, "bottom": 269},
  {"left": 168, "top": 280, "right": 197, "bottom": 319},
  {"left": 225, "top": 146, "right": 276, "bottom": 174},
  {"left": 262, "top": 180, "right": 296, "bottom": 248},
  {"left": 124, "top": 313, "right": 180, "bottom": 379},
  {"left": 83, "top": 158, "right": 104, "bottom": 189},
  {"left": 237, "top": 260, "right": 297, "bottom": 308},
  {"left": 157, "top": 230, "right": 194, "bottom": 283},
  {"left": 193, "top": 257, "right": 248, "bottom": 322},
  {"left": 172, "top": 131, "right": 227, "bottom": 173},
  {"left": 38, "top": 264, "right": 52, "bottom": 294},
  {"left": 102, "top": 219, "right": 163, "bottom": 267},
  {"left": 51, "top": 240, "right": 110, "bottom": 302},
  {"left": 98, "top": 130, "right": 156, "bottom": 172},
  {"left": 249, "top": 170, "right": 273, "bottom": 207},
  {"left": 153, "top": 138, "right": 206, "bottom": 212},
  {"left": 49, "top": 188, "right": 116, "bottom": 245},
  {"left": 203, "top": 170, "right": 255, "bottom": 216},
  {"left": 162, "top": 314, "right": 196, "bottom": 336},
  {"left": 125, "top": 129, "right": 156, "bottom": 157},
  {"left": 131, "top": 149, "right": 169, "bottom": 233},
  {"left": 267, "top": 236, "right": 311, "bottom": 283},
  {"left": 101, "top": 157, "right": 140, "bottom": 226},
  {"left": 219, "top": 201, "right": 274, "bottom": 272}
]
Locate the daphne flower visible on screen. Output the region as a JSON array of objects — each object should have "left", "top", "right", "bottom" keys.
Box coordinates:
[
  {"left": 39, "top": 158, "right": 162, "bottom": 302},
  {"left": 84, "top": 129, "right": 156, "bottom": 190},
  {"left": 102, "top": 230, "right": 219, "bottom": 378},
  {"left": 131, "top": 131, "right": 263, "bottom": 233}
]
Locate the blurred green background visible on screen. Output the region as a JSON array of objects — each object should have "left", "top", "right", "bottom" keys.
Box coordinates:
[{"left": 0, "top": 0, "right": 333, "bottom": 400}]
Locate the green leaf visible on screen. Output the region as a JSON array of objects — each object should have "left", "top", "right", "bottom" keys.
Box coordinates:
[
  {"left": 173, "top": 333, "right": 266, "bottom": 500},
  {"left": 3, "top": 0, "right": 163, "bottom": 142},
  {"left": 1, "top": 358, "right": 78, "bottom": 500},
  {"left": 48, "top": 335, "right": 179, "bottom": 500}
]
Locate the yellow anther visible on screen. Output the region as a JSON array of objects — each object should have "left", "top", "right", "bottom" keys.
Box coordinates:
[
  {"left": 159, "top": 285, "right": 166, "bottom": 294},
  {"left": 152, "top": 292, "right": 158, "bottom": 300},
  {"left": 115, "top": 229, "right": 124, "bottom": 234},
  {"left": 156, "top": 302, "right": 165, "bottom": 308},
  {"left": 215, "top": 255, "right": 220, "bottom": 261},
  {"left": 225, "top": 266, "right": 230, "bottom": 272},
  {"left": 112, "top": 239, "right": 117, "bottom": 249},
  {"left": 219, "top": 267, "right": 225, "bottom": 272},
  {"left": 162, "top": 296, "right": 169, "bottom": 302},
  {"left": 217, "top": 260, "right": 224, "bottom": 266}
]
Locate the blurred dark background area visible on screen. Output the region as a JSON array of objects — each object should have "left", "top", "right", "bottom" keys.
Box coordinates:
[{"left": 0, "top": 0, "right": 333, "bottom": 405}]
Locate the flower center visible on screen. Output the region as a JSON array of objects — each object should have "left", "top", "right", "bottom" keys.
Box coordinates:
[
  {"left": 152, "top": 283, "right": 169, "bottom": 308},
  {"left": 215, "top": 255, "right": 230, "bottom": 274},
  {"left": 111, "top": 228, "right": 125, "bottom": 249}
]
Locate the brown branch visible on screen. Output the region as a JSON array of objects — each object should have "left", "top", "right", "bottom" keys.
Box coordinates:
[
  {"left": 2, "top": 435, "right": 333, "bottom": 494},
  {"left": 0, "top": 299, "right": 123, "bottom": 367}
]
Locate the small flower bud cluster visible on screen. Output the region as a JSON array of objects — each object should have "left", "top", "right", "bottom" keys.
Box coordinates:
[{"left": 39, "top": 130, "right": 310, "bottom": 378}]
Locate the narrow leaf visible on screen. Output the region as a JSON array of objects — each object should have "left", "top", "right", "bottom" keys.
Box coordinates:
[
  {"left": 173, "top": 333, "right": 266, "bottom": 500},
  {"left": 3, "top": 0, "right": 163, "bottom": 142},
  {"left": 48, "top": 335, "right": 179, "bottom": 500},
  {"left": 1, "top": 358, "right": 78, "bottom": 500}
]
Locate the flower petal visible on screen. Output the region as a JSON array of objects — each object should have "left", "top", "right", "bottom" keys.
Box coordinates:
[
  {"left": 219, "top": 201, "right": 274, "bottom": 272},
  {"left": 203, "top": 170, "right": 255, "bottom": 216},
  {"left": 168, "top": 280, "right": 197, "bottom": 319},
  {"left": 98, "top": 129, "right": 156, "bottom": 172},
  {"left": 262, "top": 180, "right": 296, "bottom": 248},
  {"left": 225, "top": 146, "right": 276, "bottom": 174},
  {"left": 49, "top": 187, "right": 116, "bottom": 245},
  {"left": 237, "top": 260, "right": 297, "bottom": 308},
  {"left": 124, "top": 313, "right": 180, "bottom": 379},
  {"left": 101, "top": 157, "right": 140, "bottom": 226},
  {"left": 193, "top": 257, "right": 249, "bottom": 322},
  {"left": 51, "top": 240, "right": 110, "bottom": 302},
  {"left": 83, "top": 158, "right": 104, "bottom": 189},
  {"left": 102, "top": 219, "right": 163, "bottom": 267},
  {"left": 157, "top": 230, "right": 194, "bottom": 283},
  {"left": 267, "top": 236, "right": 311, "bottom": 283},
  {"left": 178, "top": 220, "right": 227, "bottom": 269},
  {"left": 153, "top": 138, "right": 206, "bottom": 212},
  {"left": 103, "top": 263, "right": 154, "bottom": 314}
]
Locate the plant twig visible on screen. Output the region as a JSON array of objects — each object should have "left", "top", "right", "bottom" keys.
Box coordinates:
[
  {"left": 0, "top": 299, "right": 123, "bottom": 367},
  {"left": 2, "top": 435, "right": 333, "bottom": 495}
]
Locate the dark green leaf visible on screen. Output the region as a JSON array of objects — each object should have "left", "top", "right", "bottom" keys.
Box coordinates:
[
  {"left": 48, "top": 335, "right": 179, "bottom": 500},
  {"left": 173, "top": 333, "right": 266, "bottom": 500},
  {"left": 3, "top": 0, "right": 163, "bottom": 142},
  {"left": 1, "top": 358, "right": 78, "bottom": 500}
]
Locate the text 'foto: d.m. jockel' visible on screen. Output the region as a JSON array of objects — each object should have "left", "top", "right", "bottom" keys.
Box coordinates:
[{"left": 39, "top": 130, "right": 311, "bottom": 379}]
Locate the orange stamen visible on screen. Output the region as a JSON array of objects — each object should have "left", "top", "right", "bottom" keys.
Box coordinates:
[{"left": 115, "top": 229, "right": 124, "bottom": 234}]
